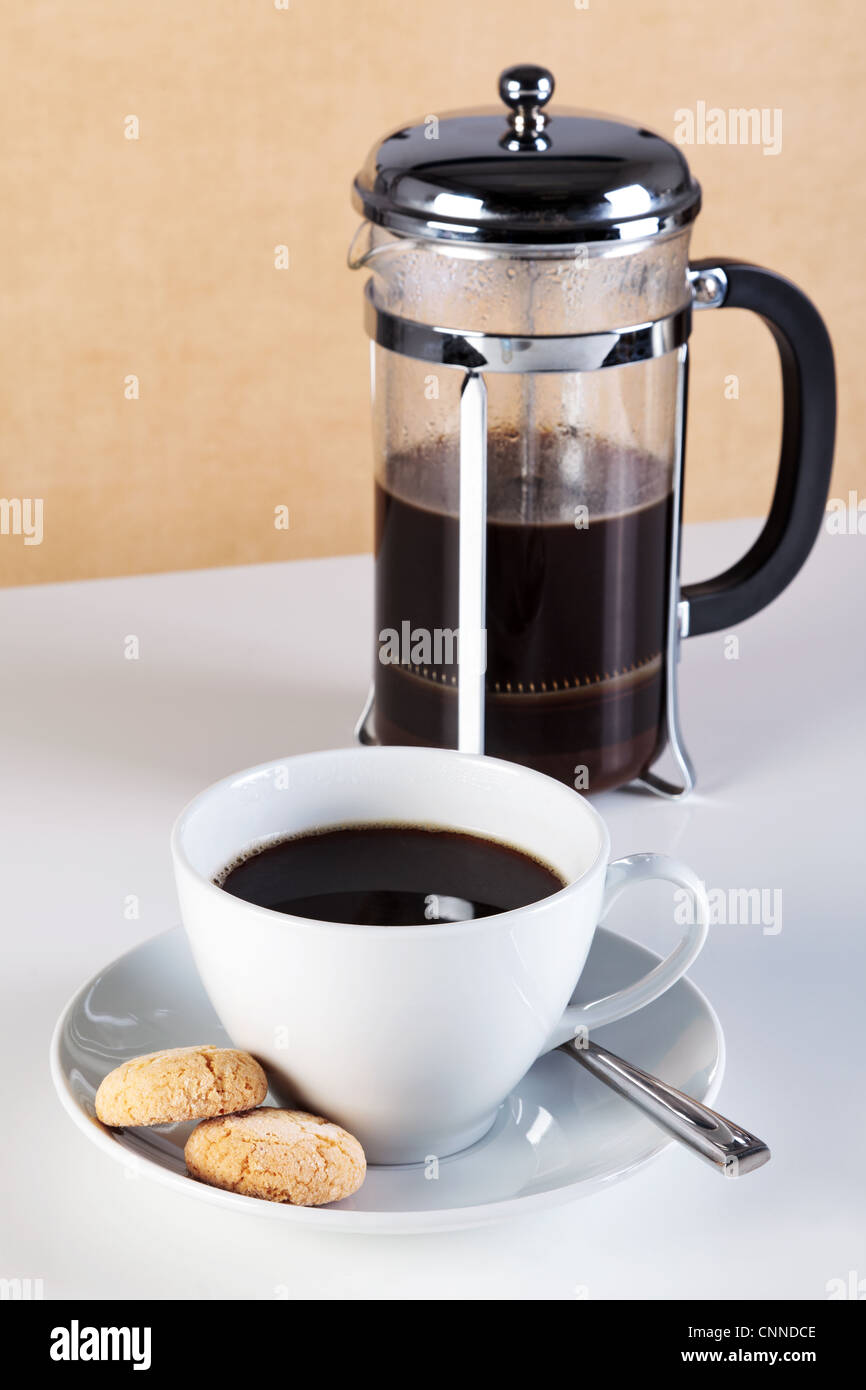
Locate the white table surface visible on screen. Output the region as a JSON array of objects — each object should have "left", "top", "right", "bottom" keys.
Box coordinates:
[{"left": 2, "top": 518, "right": 863, "bottom": 1301}]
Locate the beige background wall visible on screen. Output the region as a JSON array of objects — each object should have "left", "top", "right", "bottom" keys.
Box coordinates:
[{"left": 0, "top": 0, "right": 861, "bottom": 586}]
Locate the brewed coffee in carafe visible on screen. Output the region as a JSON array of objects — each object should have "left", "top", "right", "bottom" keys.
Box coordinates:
[
  {"left": 375, "top": 431, "right": 673, "bottom": 791},
  {"left": 351, "top": 63, "right": 836, "bottom": 795}
]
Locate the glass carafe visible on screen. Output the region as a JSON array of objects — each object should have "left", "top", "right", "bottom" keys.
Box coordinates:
[{"left": 350, "top": 66, "right": 835, "bottom": 795}]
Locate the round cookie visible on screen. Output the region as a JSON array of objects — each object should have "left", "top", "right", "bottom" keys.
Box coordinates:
[
  {"left": 95, "top": 1045, "right": 268, "bottom": 1127},
  {"left": 184, "top": 1108, "right": 366, "bottom": 1206}
]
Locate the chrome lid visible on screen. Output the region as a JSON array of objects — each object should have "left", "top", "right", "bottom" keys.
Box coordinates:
[{"left": 352, "top": 64, "right": 701, "bottom": 246}]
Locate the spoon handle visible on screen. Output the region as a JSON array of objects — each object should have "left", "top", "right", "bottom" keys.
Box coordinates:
[{"left": 560, "top": 1039, "right": 770, "bottom": 1176}]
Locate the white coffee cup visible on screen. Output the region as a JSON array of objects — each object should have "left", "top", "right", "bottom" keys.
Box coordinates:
[{"left": 172, "top": 746, "right": 709, "bottom": 1165}]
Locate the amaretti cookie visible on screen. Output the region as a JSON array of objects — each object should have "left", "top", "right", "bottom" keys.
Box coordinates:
[
  {"left": 95, "top": 1045, "right": 268, "bottom": 1127},
  {"left": 184, "top": 1107, "right": 366, "bottom": 1205}
]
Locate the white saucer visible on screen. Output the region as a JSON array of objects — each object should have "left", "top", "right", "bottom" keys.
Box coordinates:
[{"left": 51, "top": 926, "right": 723, "bottom": 1233}]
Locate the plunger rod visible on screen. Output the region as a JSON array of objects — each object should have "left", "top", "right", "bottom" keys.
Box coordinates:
[{"left": 457, "top": 371, "right": 488, "bottom": 755}]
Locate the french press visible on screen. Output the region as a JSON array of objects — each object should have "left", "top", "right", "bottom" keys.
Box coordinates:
[{"left": 349, "top": 65, "right": 836, "bottom": 795}]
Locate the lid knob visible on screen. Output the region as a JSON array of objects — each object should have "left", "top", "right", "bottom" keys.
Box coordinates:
[
  {"left": 499, "top": 64, "right": 555, "bottom": 117},
  {"left": 498, "top": 65, "right": 555, "bottom": 149}
]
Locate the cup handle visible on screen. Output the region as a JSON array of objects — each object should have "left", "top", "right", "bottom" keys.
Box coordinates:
[{"left": 552, "top": 853, "right": 709, "bottom": 1046}]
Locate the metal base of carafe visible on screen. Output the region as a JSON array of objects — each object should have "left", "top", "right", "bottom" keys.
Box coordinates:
[
  {"left": 354, "top": 684, "right": 377, "bottom": 747},
  {"left": 629, "top": 602, "right": 696, "bottom": 800},
  {"left": 352, "top": 680, "right": 695, "bottom": 798}
]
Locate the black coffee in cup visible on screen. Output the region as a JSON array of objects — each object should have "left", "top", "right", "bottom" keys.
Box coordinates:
[{"left": 218, "top": 824, "right": 564, "bottom": 926}]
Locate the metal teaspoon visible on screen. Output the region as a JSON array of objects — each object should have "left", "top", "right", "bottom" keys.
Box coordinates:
[{"left": 559, "top": 1038, "right": 771, "bottom": 1176}]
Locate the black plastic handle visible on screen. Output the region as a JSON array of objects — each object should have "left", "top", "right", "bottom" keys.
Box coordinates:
[{"left": 683, "top": 259, "right": 836, "bottom": 637}]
